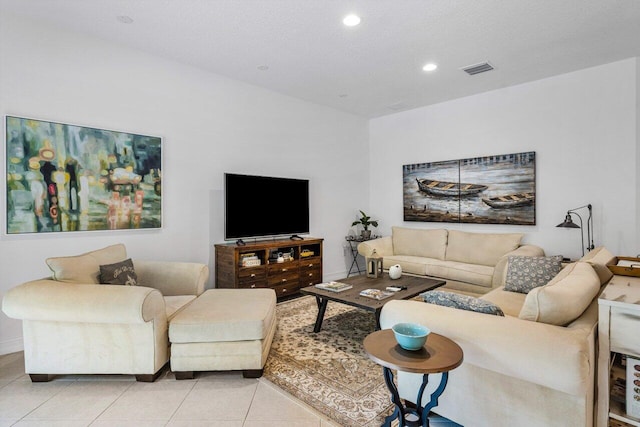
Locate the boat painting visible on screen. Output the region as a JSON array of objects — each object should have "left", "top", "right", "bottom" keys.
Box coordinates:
[
  {"left": 416, "top": 178, "right": 488, "bottom": 197},
  {"left": 403, "top": 152, "right": 536, "bottom": 225},
  {"left": 482, "top": 192, "right": 535, "bottom": 209}
]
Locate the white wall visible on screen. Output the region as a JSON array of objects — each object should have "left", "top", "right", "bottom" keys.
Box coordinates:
[
  {"left": 369, "top": 59, "right": 638, "bottom": 260},
  {"left": 0, "top": 13, "right": 369, "bottom": 354}
]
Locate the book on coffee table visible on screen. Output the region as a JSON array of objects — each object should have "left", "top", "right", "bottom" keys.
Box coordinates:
[
  {"left": 315, "top": 281, "right": 353, "bottom": 292},
  {"left": 359, "top": 288, "right": 394, "bottom": 300}
]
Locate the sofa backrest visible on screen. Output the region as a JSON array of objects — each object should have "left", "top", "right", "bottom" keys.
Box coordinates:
[
  {"left": 579, "top": 246, "right": 616, "bottom": 285},
  {"left": 392, "top": 226, "right": 447, "bottom": 260},
  {"left": 445, "top": 230, "right": 523, "bottom": 266}
]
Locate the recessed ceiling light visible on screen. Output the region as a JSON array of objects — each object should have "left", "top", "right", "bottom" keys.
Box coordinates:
[
  {"left": 116, "top": 15, "right": 133, "bottom": 24},
  {"left": 257, "top": 65, "right": 269, "bottom": 71},
  {"left": 343, "top": 14, "right": 361, "bottom": 27},
  {"left": 422, "top": 63, "right": 438, "bottom": 72}
]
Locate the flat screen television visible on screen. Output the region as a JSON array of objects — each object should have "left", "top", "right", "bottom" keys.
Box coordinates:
[{"left": 224, "top": 173, "right": 310, "bottom": 241}]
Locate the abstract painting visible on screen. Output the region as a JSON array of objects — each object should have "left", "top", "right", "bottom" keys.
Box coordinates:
[
  {"left": 5, "top": 116, "right": 162, "bottom": 234},
  {"left": 403, "top": 151, "right": 535, "bottom": 225}
]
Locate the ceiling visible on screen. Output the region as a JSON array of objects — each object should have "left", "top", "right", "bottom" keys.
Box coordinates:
[{"left": 3, "top": 0, "right": 640, "bottom": 118}]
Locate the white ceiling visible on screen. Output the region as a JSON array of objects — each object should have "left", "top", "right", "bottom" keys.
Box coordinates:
[{"left": 3, "top": 0, "right": 640, "bottom": 118}]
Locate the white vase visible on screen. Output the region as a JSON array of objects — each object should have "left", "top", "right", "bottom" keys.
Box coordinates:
[{"left": 389, "top": 264, "right": 402, "bottom": 280}]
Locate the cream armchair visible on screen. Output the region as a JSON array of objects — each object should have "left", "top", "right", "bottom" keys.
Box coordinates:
[{"left": 2, "top": 245, "right": 208, "bottom": 382}]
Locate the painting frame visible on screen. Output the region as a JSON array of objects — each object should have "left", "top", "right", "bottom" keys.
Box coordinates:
[
  {"left": 4, "top": 115, "right": 163, "bottom": 235},
  {"left": 403, "top": 151, "right": 536, "bottom": 226}
]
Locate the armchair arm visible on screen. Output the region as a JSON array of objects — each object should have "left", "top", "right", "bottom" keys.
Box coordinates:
[
  {"left": 2, "top": 279, "right": 165, "bottom": 324},
  {"left": 492, "top": 244, "right": 545, "bottom": 287},
  {"left": 357, "top": 236, "right": 393, "bottom": 258},
  {"left": 134, "top": 260, "right": 209, "bottom": 296},
  {"left": 380, "top": 299, "right": 595, "bottom": 396}
]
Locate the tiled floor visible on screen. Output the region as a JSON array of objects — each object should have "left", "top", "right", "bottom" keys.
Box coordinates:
[{"left": 0, "top": 352, "right": 341, "bottom": 427}]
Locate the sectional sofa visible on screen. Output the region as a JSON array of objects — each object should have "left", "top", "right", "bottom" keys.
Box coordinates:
[
  {"left": 379, "top": 246, "right": 616, "bottom": 427},
  {"left": 358, "top": 226, "right": 545, "bottom": 295}
]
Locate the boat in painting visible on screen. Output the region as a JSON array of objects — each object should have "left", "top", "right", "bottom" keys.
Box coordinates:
[
  {"left": 482, "top": 192, "right": 535, "bottom": 209},
  {"left": 416, "top": 178, "right": 488, "bottom": 197}
]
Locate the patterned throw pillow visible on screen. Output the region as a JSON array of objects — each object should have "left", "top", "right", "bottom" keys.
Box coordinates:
[
  {"left": 504, "top": 255, "right": 563, "bottom": 294},
  {"left": 99, "top": 258, "right": 138, "bottom": 286},
  {"left": 420, "top": 290, "right": 504, "bottom": 316}
]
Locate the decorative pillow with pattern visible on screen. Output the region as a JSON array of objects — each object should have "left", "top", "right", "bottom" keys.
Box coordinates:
[
  {"left": 504, "top": 255, "right": 563, "bottom": 294},
  {"left": 99, "top": 258, "right": 138, "bottom": 286},
  {"left": 420, "top": 290, "right": 504, "bottom": 316}
]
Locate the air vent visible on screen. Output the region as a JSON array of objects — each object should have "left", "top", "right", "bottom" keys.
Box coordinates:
[
  {"left": 461, "top": 62, "right": 494, "bottom": 76},
  {"left": 388, "top": 102, "right": 408, "bottom": 111}
]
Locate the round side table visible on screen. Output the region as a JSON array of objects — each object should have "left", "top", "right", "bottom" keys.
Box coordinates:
[{"left": 363, "top": 329, "right": 463, "bottom": 427}]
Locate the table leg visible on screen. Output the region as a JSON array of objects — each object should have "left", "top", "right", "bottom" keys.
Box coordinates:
[
  {"left": 382, "top": 367, "right": 406, "bottom": 427},
  {"left": 381, "top": 368, "right": 450, "bottom": 427},
  {"left": 347, "top": 244, "right": 361, "bottom": 277},
  {"left": 375, "top": 309, "right": 382, "bottom": 330},
  {"left": 418, "top": 372, "right": 449, "bottom": 426},
  {"left": 313, "top": 297, "right": 328, "bottom": 333}
]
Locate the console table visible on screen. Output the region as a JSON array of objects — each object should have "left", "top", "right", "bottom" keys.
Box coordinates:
[
  {"left": 364, "top": 329, "right": 463, "bottom": 427},
  {"left": 596, "top": 275, "right": 640, "bottom": 427}
]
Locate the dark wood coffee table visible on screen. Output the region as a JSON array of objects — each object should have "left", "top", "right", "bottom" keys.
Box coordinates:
[{"left": 299, "top": 274, "right": 445, "bottom": 332}]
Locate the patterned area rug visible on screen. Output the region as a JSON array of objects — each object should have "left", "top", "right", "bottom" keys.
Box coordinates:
[{"left": 264, "top": 295, "right": 394, "bottom": 427}]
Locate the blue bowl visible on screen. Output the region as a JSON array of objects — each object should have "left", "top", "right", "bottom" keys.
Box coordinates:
[{"left": 392, "top": 323, "right": 430, "bottom": 351}]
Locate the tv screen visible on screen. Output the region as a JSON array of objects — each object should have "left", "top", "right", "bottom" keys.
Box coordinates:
[{"left": 224, "top": 173, "right": 310, "bottom": 240}]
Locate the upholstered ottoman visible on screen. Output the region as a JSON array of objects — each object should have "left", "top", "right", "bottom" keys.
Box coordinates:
[{"left": 169, "top": 288, "right": 277, "bottom": 379}]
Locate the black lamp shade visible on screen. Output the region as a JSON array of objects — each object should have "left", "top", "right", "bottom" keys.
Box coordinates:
[{"left": 556, "top": 214, "right": 580, "bottom": 228}]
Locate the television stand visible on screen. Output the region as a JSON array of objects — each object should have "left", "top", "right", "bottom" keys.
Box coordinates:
[
  {"left": 290, "top": 235, "right": 304, "bottom": 241},
  {"left": 236, "top": 239, "right": 246, "bottom": 246},
  {"left": 214, "top": 237, "right": 323, "bottom": 299}
]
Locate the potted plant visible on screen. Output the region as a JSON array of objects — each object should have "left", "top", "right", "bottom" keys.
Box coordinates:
[{"left": 351, "top": 210, "right": 378, "bottom": 239}]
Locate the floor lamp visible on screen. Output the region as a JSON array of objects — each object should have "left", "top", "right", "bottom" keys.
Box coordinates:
[{"left": 556, "top": 204, "right": 595, "bottom": 257}]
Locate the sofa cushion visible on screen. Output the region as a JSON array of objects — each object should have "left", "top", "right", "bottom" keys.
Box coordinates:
[
  {"left": 99, "top": 258, "right": 138, "bottom": 286},
  {"left": 46, "top": 244, "right": 127, "bottom": 284},
  {"left": 480, "top": 287, "right": 527, "bottom": 317},
  {"left": 382, "top": 256, "right": 428, "bottom": 276},
  {"left": 504, "top": 255, "right": 563, "bottom": 294},
  {"left": 579, "top": 246, "right": 615, "bottom": 285},
  {"left": 164, "top": 295, "right": 198, "bottom": 320},
  {"left": 421, "top": 290, "right": 504, "bottom": 316},
  {"left": 519, "top": 262, "right": 600, "bottom": 325},
  {"left": 446, "top": 230, "right": 523, "bottom": 266},
  {"left": 423, "top": 258, "right": 494, "bottom": 288},
  {"left": 392, "top": 227, "right": 447, "bottom": 260}
]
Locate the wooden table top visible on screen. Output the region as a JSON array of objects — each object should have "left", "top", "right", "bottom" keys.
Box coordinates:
[
  {"left": 299, "top": 274, "right": 445, "bottom": 312},
  {"left": 363, "top": 329, "right": 463, "bottom": 374}
]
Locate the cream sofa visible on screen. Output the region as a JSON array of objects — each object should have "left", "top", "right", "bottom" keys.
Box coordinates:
[
  {"left": 2, "top": 244, "right": 208, "bottom": 382},
  {"left": 358, "top": 227, "right": 545, "bottom": 295},
  {"left": 379, "top": 246, "right": 616, "bottom": 427}
]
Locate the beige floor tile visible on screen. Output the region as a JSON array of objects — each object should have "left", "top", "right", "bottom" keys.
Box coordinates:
[
  {"left": 90, "top": 419, "right": 168, "bottom": 426},
  {"left": 0, "top": 352, "right": 25, "bottom": 381},
  {"left": 96, "top": 379, "right": 195, "bottom": 421},
  {"left": 13, "top": 420, "right": 89, "bottom": 426},
  {"left": 245, "top": 382, "right": 322, "bottom": 422},
  {"left": 320, "top": 418, "right": 343, "bottom": 427},
  {"left": 0, "top": 420, "right": 19, "bottom": 427},
  {"left": 73, "top": 374, "right": 137, "bottom": 382},
  {"left": 243, "top": 421, "right": 321, "bottom": 427},
  {"left": 24, "top": 381, "right": 131, "bottom": 421},
  {"left": 0, "top": 380, "right": 72, "bottom": 419},
  {"left": 166, "top": 421, "right": 243, "bottom": 427},
  {"left": 170, "top": 377, "right": 258, "bottom": 421},
  {"left": 0, "top": 381, "right": 12, "bottom": 389}
]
